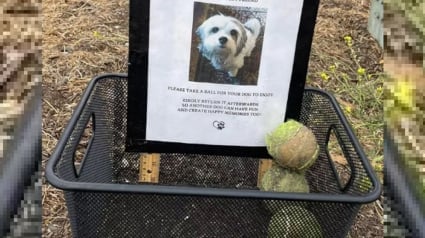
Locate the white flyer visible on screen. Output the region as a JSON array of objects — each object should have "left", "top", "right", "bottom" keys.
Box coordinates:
[{"left": 145, "top": 0, "right": 304, "bottom": 146}]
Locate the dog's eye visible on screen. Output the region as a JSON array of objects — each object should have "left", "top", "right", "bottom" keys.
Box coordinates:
[
  {"left": 230, "top": 30, "right": 238, "bottom": 36},
  {"left": 211, "top": 27, "right": 219, "bottom": 33}
]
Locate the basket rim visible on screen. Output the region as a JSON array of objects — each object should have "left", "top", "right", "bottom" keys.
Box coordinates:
[{"left": 45, "top": 73, "right": 382, "bottom": 204}]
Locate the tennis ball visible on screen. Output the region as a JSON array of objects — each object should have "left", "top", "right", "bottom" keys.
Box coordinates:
[
  {"left": 268, "top": 206, "right": 323, "bottom": 238},
  {"left": 260, "top": 164, "right": 310, "bottom": 213},
  {"left": 260, "top": 164, "right": 310, "bottom": 192},
  {"left": 265, "top": 120, "right": 319, "bottom": 171}
]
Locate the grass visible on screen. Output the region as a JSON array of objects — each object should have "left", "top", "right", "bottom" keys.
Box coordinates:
[
  {"left": 306, "top": 26, "right": 384, "bottom": 237},
  {"left": 308, "top": 35, "right": 384, "bottom": 177}
]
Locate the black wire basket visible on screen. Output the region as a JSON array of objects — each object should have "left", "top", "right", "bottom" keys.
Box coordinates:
[{"left": 46, "top": 74, "right": 381, "bottom": 238}]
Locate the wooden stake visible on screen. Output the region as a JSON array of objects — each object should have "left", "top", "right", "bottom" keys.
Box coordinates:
[
  {"left": 257, "top": 159, "right": 273, "bottom": 187},
  {"left": 139, "top": 153, "right": 160, "bottom": 183}
]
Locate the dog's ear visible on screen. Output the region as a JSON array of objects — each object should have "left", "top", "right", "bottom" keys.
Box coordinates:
[
  {"left": 231, "top": 20, "right": 247, "bottom": 56},
  {"left": 236, "top": 30, "right": 247, "bottom": 56}
]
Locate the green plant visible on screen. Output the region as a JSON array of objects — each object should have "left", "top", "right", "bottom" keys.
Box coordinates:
[{"left": 315, "top": 35, "right": 384, "bottom": 174}]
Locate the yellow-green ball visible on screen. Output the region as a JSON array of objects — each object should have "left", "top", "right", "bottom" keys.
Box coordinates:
[
  {"left": 268, "top": 206, "right": 323, "bottom": 238},
  {"left": 266, "top": 120, "right": 319, "bottom": 171},
  {"left": 260, "top": 164, "right": 310, "bottom": 213},
  {"left": 260, "top": 164, "right": 310, "bottom": 192}
]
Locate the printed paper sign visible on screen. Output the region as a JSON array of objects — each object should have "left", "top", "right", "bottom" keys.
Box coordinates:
[{"left": 143, "top": 0, "right": 304, "bottom": 147}]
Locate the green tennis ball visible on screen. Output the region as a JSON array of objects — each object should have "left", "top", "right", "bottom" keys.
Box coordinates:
[
  {"left": 260, "top": 164, "right": 310, "bottom": 213},
  {"left": 268, "top": 206, "right": 323, "bottom": 238},
  {"left": 265, "top": 120, "right": 303, "bottom": 158},
  {"left": 266, "top": 120, "right": 319, "bottom": 171},
  {"left": 260, "top": 164, "right": 310, "bottom": 192}
]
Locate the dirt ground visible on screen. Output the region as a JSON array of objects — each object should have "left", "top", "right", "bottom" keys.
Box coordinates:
[{"left": 42, "top": 0, "right": 383, "bottom": 237}]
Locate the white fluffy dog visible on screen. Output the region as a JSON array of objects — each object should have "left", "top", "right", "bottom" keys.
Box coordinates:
[{"left": 196, "top": 14, "right": 261, "bottom": 77}]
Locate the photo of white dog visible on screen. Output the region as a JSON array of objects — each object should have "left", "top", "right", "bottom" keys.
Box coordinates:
[{"left": 196, "top": 14, "right": 261, "bottom": 77}]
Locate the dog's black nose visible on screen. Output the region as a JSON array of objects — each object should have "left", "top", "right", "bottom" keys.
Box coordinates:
[{"left": 219, "top": 37, "right": 228, "bottom": 45}]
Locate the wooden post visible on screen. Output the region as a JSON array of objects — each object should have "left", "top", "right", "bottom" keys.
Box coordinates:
[
  {"left": 367, "top": 0, "right": 383, "bottom": 47},
  {"left": 257, "top": 159, "right": 273, "bottom": 187}
]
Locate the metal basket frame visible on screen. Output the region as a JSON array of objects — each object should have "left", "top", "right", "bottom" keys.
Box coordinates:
[{"left": 45, "top": 73, "right": 381, "bottom": 237}]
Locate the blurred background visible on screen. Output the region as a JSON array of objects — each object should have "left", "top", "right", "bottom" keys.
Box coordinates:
[
  {"left": 384, "top": 0, "right": 425, "bottom": 237},
  {"left": 0, "top": 0, "right": 41, "bottom": 237}
]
